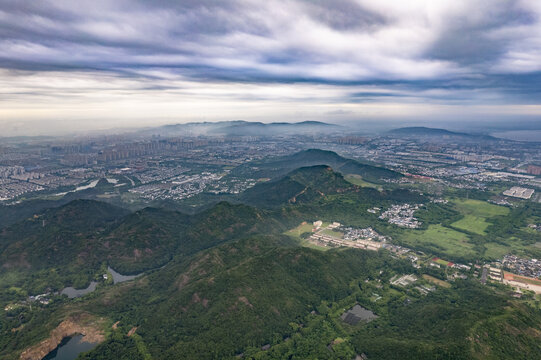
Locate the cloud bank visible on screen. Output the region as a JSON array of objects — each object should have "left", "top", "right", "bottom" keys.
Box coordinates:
[{"left": 0, "top": 0, "right": 540, "bottom": 134}]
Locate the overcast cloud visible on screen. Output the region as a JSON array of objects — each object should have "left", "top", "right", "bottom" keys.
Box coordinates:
[{"left": 1, "top": 0, "right": 540, "bottom": 134}]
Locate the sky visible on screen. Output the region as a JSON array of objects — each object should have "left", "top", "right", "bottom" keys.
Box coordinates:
[{"left": 1, "top": 0, "right": 541, "bottom": 135}]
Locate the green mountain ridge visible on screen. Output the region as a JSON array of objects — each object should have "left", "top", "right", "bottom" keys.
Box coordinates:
[
  {"left": 241, "top": 165, "right": 355, "bottom": 207},
  {"left": 230, "top": 149, "right": 402, "bottom": 183},
  {"left": 0, "top": 199, "right": 129, "bottom": 267},
  {"left": 388, "top": 126, "right": 497, "bottom": 140},
  {"left": 0, "top": 198, "right": 286, "bottom": 290}
]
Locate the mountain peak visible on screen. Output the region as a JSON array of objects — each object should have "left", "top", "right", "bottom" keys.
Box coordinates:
[{"left": 241, "top": 165, "right": 352, "bottom": 207}]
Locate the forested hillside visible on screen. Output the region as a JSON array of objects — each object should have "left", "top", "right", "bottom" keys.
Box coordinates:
[
  {"left": 230, "top": 149, "right": 402, "bottom": 183},
  {"left": 1, "top": 167, "right": 540, "bottom": 360}
]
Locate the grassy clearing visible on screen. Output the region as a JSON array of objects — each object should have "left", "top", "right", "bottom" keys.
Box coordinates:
[
  {"left": 321, "top": 228, "right": 344, "bottom": 238},
  {"left": 285, "top": 222, "right": 314, "bottom": 239},
  {"left": 344, "top": 174, "right": 379, "bottom": 188},
  {"left": 483, "top": 243, "right": 511, "bottom": 259},
  {"left": 300, "top": 240, "right": 329, "bottom": 251},
  {"left": 433, "top": 258, "right": 451, "bottom": 266},
  {"left": 451, "top": 215, "right": 490, "bottom": 235},
  {"left": 452, "top": 199, "right": 509, "bottom": 218},
  {"left": 484, "top": 238, "right": 541, "bottom": 260},
  {"left": 285, "top": 222, "right": 329, "bottom": 251},
  {"left": 450, "top": 199, "right": 509, "bottom": 235},
  {"left": 422, "top": 274, "right": 451, "bottom": 288},
  {"left": 399, "top": 224, "right": 476, "bottom": 259}
]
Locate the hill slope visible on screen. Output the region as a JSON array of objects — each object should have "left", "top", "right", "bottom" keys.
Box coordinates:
[
  {"left": 388, "top": 127, "right": 496, "bottom": 140},
  {"left": 0, "top": 199, "right": 129, "bottom": 260},
  {"left": 4, "top": 236, "right": 541, "bottom": 360},
  {"left": 241, "top": 165, "right": 355, "bottom": 207},
  {"left": 0, "top": 199, "right": 284, "bottom": 291},
  {"left": 230, "top": 149, "right": 402, "bottom": 183}
]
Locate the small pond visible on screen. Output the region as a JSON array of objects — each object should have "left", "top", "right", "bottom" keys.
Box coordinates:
[{"left": 42, "top": 334, "right": 97, "bottom": 360}]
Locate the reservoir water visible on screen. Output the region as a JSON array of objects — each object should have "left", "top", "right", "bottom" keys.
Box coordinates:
[
  {"left": 59, "top": 267, "right": 143, "bottom": 299},
  {"left": 42, "top": 335, "right": 97, "bottom": 360},
  {"left": 60, "top": 282, "right": 97, "bottom": 298},
  {"left": 60, "top": 267, "right": 142, "bottom": 298},
  {"left": 108, "top": 266, "right": 142, "bottom": 284}
]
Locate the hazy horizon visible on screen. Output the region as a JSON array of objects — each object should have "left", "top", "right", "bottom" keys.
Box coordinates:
[{"left": 1, "top": 0, "right": 541, "bottom": 135}]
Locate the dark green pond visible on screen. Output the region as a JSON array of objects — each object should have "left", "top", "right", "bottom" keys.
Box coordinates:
[{"left": 42, "top": 335, "right": 97, "bottom": 360}]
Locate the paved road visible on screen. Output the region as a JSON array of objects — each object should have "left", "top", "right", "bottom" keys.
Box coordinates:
[{"left": 481, "top": 267, "right": 488, "bottom": 284}]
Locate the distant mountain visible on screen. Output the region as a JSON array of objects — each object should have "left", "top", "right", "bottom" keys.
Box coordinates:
[
  {"left": 230, "top": 148, "right": 402, "bottom": 183},
  {"left": 209, "top": 120, "right": 340, "bottom": 136},
  {"left": 388, "top": 126, "right": 496, "bottom": 140},
  {"left": 138, "top": 120, "right": 340, "bottom": 137}
]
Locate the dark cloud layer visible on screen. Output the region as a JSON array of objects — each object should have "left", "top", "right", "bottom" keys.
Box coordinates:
[{"left": 0, "top": 0, "right": 540, "bottom": 134}]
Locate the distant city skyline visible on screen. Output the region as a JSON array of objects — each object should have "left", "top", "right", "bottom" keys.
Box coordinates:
[{"left": 1, "top": 0, "right": 541, "bottom": 135}]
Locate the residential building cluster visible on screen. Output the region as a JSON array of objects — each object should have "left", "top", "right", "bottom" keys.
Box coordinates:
[
  {"left": 128, "top": 172, "right": 222, "bottom": 201},
  {"left": 342, "top": 227, "right": 387, "bottom": 242},
  {"left": 502, "top": 254, "right": 541, "bottom": 279},
  {"left": 379, "top": 204, "right": 422, "bottom": 228},
  {"left": 307, "top": 221, "right": 383, "bottom": 251}
]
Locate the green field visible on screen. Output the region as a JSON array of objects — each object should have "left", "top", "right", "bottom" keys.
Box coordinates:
[
  {"left": 398, "top": 197, "right": 537, "bottom": 260},
  {"left": 483, "top": 243, "right": 512, "bottom": 259},
  {"left": 451, "top": 215, "right": 491, "bottom": 235},
  {"left": 321, "top": 228, "right": 344, "bottom": 238},
  {"left": 433, "top": 258, "right": 451, "bottom": 266},
  {"left": 399, "top": 224, "right": 476, "bottom": 259},
  {"left": 452, "top": 199, "right": 509, "bottom": 217},
  {"left": 450, "top": 199, "right": 509, "bottom": 235},
  {"left": 285, "top": 222, "right": 329, "bottom": 251},
  {"left": 483, "top": 236, "right": 541, "bottom": 260},
  {"left": 285, "top": 222, "right": 314, "bottom": 239}
]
